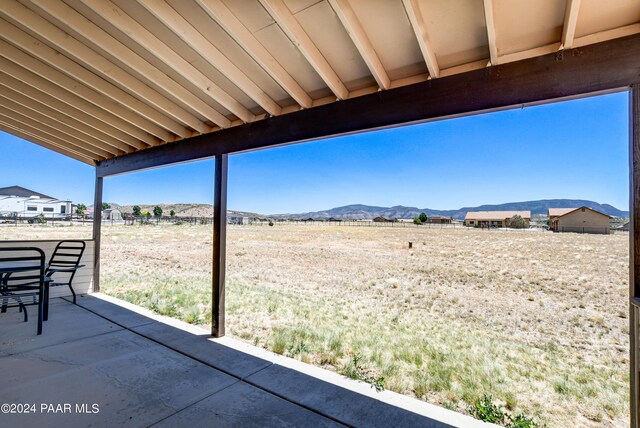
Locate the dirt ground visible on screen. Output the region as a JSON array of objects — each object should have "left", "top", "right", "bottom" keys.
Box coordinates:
[{"left": 0, "top": 223, "right": 630, "bottom": 427}]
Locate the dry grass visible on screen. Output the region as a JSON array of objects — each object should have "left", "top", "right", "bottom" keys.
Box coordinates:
[{"left": 0, "top": 223, "right": 629, "bottom": 426}]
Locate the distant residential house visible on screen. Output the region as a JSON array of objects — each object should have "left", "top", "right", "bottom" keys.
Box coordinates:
[
  {"left": 373, "top": 216, "right": 393, "bottom": 222},
  {"left": 0, "top": 185, "right": 72, "bottom": 218},
  {"left": 548, "top": 207, "right": 611, "bottom": 234},
  {"left": 228, "top": 216, "right": 244, "bottom": 225},
  {"left": 464, "top": 211, "right": 531, "bottom": 228},
  {"left": 428, "top": 215, "right": 452, "bottom": 224},
  {"left": 228, "top": 216, "right": 249, "bottom": 225},
  {"left": 103, "top": 209, "right": 123, "bottom": 221}
]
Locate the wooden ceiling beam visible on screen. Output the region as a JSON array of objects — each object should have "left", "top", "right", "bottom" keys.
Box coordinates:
[
  {"left": 483, "top": 0, "right": 499, "bottom": 65},
  {"left": 0, "top": 60, "right": 148, "bottom": 149},
  {"left": 562, "top": 0, "right": 581, "bottom": 49},
  {"left": 26, "top": 0, "right": 230, "bottom": 130},
  {"left": 0, "top": 84, "right": 135, "bottom": 154},
  {"left": 496, "top": 42, "right": 561, "bottom": 65},
  {"left": 138, "top": 0, "right": 281, "bottom": 116},
  {"left": 328, "top": 0, "right": 390, "bottom": 89},
  {"left": 0, "top": 15, "right": 195, "bottom": 139},
  {"left": 573, "top": 23, "right": 640, "bottom": 48},
  {"left": 96, "top": 33, "right": 640, "bottom": 177},
  {"left": 80, "top": 0, "right": 254, "bottom": 124},
  {"left": 196, "top": 0, "right": 312, "bottom": 108},
  {"left": 402, "top": 0, "right": 439, "bottom": 78},
  {"left": 0, "top": 122, "right": 96, "bottom": 165},
  {"left": 260, "top": 0, "right": 349, "bottom": 100},
  {"left": 9, "top": 1, "right": 206, "bottom": 136},
  {"left": 0, "top": 94, "right": 123, "bottom": 156},
  {"left": 0, "top": 40, "right": 160, "bottom": 146},
  {"left": 0, "top": 110, "right": 108, "bottom": 161},
  {"left": 0, "top": 105, "right": 114, "bottom": 159},
  {"left": 0, "top": 71, "right": 144, "bottom": 152}
]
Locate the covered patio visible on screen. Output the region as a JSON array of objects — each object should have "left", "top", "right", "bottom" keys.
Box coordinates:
[
  {"left": 0, "top": 293, "right": 483, "bottom": 427},
  {"left": 1, "top": 0, "right": 640, "bottom": 425}
]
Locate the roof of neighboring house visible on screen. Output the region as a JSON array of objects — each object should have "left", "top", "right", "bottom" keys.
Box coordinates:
[
  {"left": 548, "top": 206, "right": 612, "bottom": 219},
  {"left": 464, "top": 211, "right": 531, "bottom": 220},
  {"left": 430, "top": 215, "right": 452, "bottom": 220},
  {"left": 0, "top": 185, "right": 55, "bottom": 200},
  {"left": 548, "top": 208, "right": 577, "bottom": 217}
]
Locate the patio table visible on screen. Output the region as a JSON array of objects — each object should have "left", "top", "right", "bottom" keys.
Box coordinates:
[{"left": 0, "top": 261, "right": 51, "bottom": 320}]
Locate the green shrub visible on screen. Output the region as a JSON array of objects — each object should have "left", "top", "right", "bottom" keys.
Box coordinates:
[
  {"left": 469, "top": 394, "right": 505, "bottom": 424},
  {"left": 469, "top": 395, "right": 542, "bottom": 428},
  {"left": 507, "top": 413, "right": 540, "bottom": 428}
]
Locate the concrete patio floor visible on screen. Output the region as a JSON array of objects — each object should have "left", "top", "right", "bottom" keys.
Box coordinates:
[{"left": 0, "top": 294, "right": 492, "bottom": 427}]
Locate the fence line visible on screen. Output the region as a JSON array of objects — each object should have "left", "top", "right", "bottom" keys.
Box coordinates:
[
  {"left": 247, "top": 220, "right": 553, "bottom": 232},
  {"left": 557, "top": 226, "right": 612, "bottom": 234},
  {"left": 0, "top": 215, "right": 91, "bottom": 227},
  {"left": 0, "top": 214, "right": 625, "bottom": 234}
]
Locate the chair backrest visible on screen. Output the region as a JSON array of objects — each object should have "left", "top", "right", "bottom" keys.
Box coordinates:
[
  {"left": 49, "top": 240, "right": 86, "bottom": 269},
  {"left": 0, "top": 247, "right": 46, "bottom": 291}
]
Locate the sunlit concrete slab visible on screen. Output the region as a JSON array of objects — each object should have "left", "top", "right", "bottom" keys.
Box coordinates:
[
  {"left": 0, "top": 298, "right": 121, "bottom": 357},
  {"left": 155, "top": 381, "right": 343, "bottom": 427}
]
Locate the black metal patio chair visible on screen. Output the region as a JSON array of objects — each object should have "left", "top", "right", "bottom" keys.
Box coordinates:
[
  {"left": 45, "top": 240, "right": 86, "bottom": 306},
  {"left": 0, "top": 247, "right": 48, "bottom": 335}
]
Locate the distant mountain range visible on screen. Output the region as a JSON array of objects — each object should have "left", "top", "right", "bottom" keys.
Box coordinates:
[
  {"left": 272, "top": 199, "right": 629, "bottom": 221},
  {"left": 93, "top": 199, "right": 628, "bottom": 221}
]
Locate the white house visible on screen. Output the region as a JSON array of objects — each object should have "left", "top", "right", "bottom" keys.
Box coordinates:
[{"left": 0, "top": 186, "right": 73, "bottom": 218}]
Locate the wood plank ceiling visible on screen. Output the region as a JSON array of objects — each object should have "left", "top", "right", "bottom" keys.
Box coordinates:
[{"left": 1, "top": 0, "right": 639, "bottom": 165}]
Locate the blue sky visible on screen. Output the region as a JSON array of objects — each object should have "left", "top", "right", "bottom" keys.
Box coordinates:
[{"left": 0, "top": 91, "right": 629, "bottom": 214}]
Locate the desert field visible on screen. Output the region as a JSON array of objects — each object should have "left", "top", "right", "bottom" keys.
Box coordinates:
[{"left": 0, "top": 223, "right": 630, "bottom": 426}]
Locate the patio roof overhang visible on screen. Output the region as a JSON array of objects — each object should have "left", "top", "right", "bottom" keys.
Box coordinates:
[{"left": 0, "top": 0, "right": 638, "bottom": 167}]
